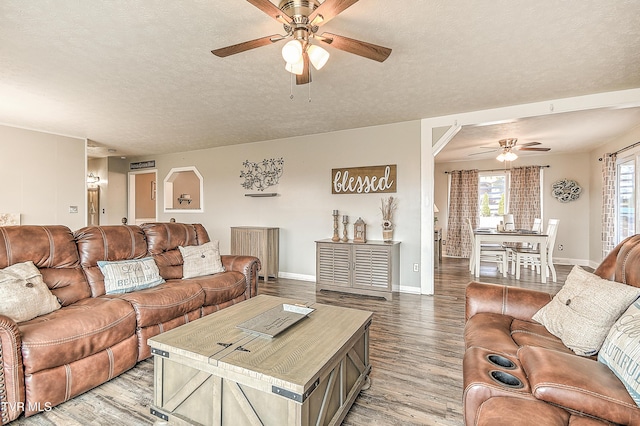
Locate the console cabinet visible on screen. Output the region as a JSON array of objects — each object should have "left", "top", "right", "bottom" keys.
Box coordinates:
[{"left": 316, "top": 239, "right": 400, "bottom": 300}]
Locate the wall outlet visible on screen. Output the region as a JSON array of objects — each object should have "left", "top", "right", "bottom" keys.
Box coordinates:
[
  {"left": 69, "top": 206, "right": 78, "bottom": 214},
  {"left": 558, "top": 244, "right": 564, "bottom": 251},
  {"left": 413, "top": 263, "right": 419, "bottom": 272}
]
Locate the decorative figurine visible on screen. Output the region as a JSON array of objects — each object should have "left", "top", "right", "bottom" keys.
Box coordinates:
[{"left": 354, "top": 217, "right": 367, "bottom": 243}]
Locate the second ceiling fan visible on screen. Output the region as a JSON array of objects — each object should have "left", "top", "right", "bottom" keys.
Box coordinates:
[
  {"left": 471, "top": 138, "right": 551, "bottom": 162},
  {"left": 211, "top": 0, "right": 392, "bottom": 85}
]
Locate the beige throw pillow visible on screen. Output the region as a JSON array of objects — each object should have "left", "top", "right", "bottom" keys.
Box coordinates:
[
  {"left": 599, "top": 299, "right": 640, "bottom": 406},
  {"left": 533, "top": 265, "right": 640, "bottom": 356},
  {"left": 97, "top": 257, "right": 165, "bottom": 294},
  {"left": 0, "top": 261, "right": 61, "bottom": 323},
  {"left": 179, "top": 241, "right": 225, "bottom": 279}
]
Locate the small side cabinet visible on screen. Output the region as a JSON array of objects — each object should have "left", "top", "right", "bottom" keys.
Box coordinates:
[
  {"left": 231, "top": 227, "right": 279, "bottom": 280},
  {"left": 316, "top": 239, "right": 400, "bottom": 301}
]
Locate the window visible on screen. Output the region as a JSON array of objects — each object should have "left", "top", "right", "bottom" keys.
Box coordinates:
[
  {"left": 616, "top": 154, "right": 638, "bottom": 243},
  {"left": 478, "top": 172, "right": 509, "bottom": 228}
]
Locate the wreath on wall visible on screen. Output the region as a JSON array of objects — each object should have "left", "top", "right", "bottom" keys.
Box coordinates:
[{"left": 552, "top": 178, "right": 582, "bottom": 203}]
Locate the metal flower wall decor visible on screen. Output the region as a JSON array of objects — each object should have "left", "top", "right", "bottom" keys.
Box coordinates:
[
  {"left": 552, "top": 178, "right": 582, "bottom": 203},
  {"left": 240, "top": 158, "right": 284, "bottom": 192}
]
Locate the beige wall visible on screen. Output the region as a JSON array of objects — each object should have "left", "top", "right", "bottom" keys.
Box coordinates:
[
  {"left": 435, "top": 152, "right": 592, "bottom": 265},
  {"left": 106, "top": 156, "right": 129, "bottom": 225},
  {"left": 128, "top": 121, "right": 423, "bottom": 291},
  {"left": 0, "top": 124, "right": 86, "bottom": 229}
]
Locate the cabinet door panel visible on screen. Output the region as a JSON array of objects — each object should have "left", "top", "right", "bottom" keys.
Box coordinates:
[
  {"left": 353, "top": 246, "right": 391, "bottom": 289},
  {"left": 318, "top": 244, "right": 351, "bottom": 286}
]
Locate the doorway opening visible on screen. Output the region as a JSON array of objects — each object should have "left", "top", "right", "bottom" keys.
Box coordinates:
[{"left": 128, "top": 170, "right": 158, "bottom": 225}]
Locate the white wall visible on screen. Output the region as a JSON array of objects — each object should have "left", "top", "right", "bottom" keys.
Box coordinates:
[
  {"left": 435, "top": 152, "right": 592, "bottom": 265},
  {"left": 0, "top": 124, "right": 86, "bottom": 229},
  {"left": 128, "top": 121, "right": 423, "bottom": 291}
]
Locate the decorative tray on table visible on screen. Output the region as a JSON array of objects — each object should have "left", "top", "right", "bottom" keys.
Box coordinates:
[{"left": 237, "top": 304, "right": 315, "bottom": 338}]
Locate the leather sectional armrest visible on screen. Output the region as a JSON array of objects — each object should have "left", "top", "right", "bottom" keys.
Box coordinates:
[
  {"left": 465, "top": 281, "right": 553, "bottom": 322},
  {"left": 520, "top": 346, "right": 640, "bottom": 425},
  {"left": 0, "top": 315, "right": 25, "bottom": 423},
  {"left": 221, "top": 255, "right": 261, "bottom": 298}
]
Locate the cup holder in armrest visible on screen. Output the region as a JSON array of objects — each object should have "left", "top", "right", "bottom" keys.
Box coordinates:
[
  {"left": 486, "top": 354, "right": 516, "bottom": 370},
  {"left": 489, "top": 370, "right": 523, "bottom": 389}
]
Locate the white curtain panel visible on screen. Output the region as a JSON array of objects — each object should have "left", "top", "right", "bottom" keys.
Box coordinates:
[{"left": 601, "top": 153, "right": 617, "bottom": 259}]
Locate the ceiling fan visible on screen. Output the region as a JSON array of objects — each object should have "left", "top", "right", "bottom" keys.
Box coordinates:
[
  {"left": 211, "top": 0, "right": 392, "bottom": 85},
  {"left": 470, "top": 138, "right": 551, "bottom": 161}
]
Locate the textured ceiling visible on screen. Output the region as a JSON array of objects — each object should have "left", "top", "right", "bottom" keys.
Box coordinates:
[
  {"left": 437, "top": 107, "right": 640, "bottom": 163},
  {"left": 1, "top": 1, "right": 640, "bottom": 158}
]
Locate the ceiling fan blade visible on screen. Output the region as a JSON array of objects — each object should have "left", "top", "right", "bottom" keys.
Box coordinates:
[
  {"left": 469, "top": 150, "right": 498, "bottom": 156},
  {"left": 519, "top": 147, "right": 551, "bottom": 151},
  {"left": 317, "top": 32, "right": 392, "bottom": 62},
  {"left": 519, "top": 141, "right": 541, "bottom": 147},
  {"left": 246, "top": 0, "right": 292, "bottom": 25},
  {"left": 296, "top": 52, "right": 311, "bottom": 85},
  {"left": 309, "top": 0, "right": 359, "bottom": 27},
  {"left": 212, "top": 34, "right": 284, "bottom": 57}
]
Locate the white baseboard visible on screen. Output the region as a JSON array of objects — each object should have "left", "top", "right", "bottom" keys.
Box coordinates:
[
  {"left": 552, "top": 257, "right": 590, "bottom": 267},
  {"left": 398, "top": 285, "right": 421, "bottom": 295},
  {"left": 277, "top": 272, "right": 316, "bottom": 282},
  {"left": 278, "top": 272, "right": 423, "bottom": 296}
]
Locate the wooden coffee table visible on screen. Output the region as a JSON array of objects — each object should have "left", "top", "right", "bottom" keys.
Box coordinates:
[{"left": 148, "top": 294, "right": 373, "bottom": 426}]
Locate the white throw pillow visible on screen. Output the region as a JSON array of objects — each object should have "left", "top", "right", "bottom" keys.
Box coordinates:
[
  {"left": 97, "top": 257, "right": 165, "bottom": 294},
  {"left": 0, "top": 261, "right": 61, "bottom": 322},
  {"left": 599, "top": 299, "right": 640, "bottom": 406},
  {"left": 179, "top": 241, "right": 225, "bottom": 279},
  {"left": 532, "top": 265, "right": 640, "bottom": 356}
]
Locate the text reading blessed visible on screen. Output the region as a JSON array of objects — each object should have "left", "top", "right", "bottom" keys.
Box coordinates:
[{"left": 332, "top": 165, "right": 397, "bottom": 194}]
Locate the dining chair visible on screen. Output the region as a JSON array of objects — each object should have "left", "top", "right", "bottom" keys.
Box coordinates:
[
  {"left": 532, "top": 218, "right": 542, "bottom": 233},
  {"left": 505, "top": 217, "right": 542, "bottom": 273},
  {"left": 502, "top": 214, "right": 515, "bottom": 231},
  {"left": 513, "top": 219, "right": 560, "bottom": 282},
  {"left": 466, "top": 218, "right": 508, "bottom": 277}
]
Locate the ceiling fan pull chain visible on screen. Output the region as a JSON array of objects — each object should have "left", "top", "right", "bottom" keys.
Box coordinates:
[
  {"left": 290, "top": 72, "right": 294, "bottom": 100},
  {"left": 308, "top": 77, "right": 312, "bottom": 102}
]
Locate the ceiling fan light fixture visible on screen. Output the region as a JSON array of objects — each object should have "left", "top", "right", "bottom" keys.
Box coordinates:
[
  {"left": 285, "top": 58, "right": 304, "bottom": 75},
  {"left": 281, "top": 39, "right": 303, "bottom": 63},
  {"left": 496, "top": 151, "right": 518, "bottom": 162},
  {"left": 307, "top": 44, "right": 330, "bottom": 70}
]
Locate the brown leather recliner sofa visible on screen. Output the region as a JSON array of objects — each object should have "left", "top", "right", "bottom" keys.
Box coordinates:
[
  {"left": 0, "top": 222, "right": 260, "bottom": 424},
  {"left": 463, "top": 235, "right": 640, "bottom": 425}
]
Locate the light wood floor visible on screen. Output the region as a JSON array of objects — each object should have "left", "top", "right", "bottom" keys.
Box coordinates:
[{"left": 13, "top": 258, "right": 570, "bottom": 425}]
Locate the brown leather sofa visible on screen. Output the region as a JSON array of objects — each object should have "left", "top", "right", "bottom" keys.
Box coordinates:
[
  {"left": 463, "top": 235, "right": 640, "bottom": 425},
  {"left": 0, "top": 222, "right": 260, "bottom": 424}
]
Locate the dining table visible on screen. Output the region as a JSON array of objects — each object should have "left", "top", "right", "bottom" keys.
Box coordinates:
[{"left": 473, "top": 228, "right": 549, "bottom": 283}]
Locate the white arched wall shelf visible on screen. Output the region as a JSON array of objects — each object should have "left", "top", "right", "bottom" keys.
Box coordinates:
[{"left": 163, "top": 166, "right": 204, "bottom": 213}]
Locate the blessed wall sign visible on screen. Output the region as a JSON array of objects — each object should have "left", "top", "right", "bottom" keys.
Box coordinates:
[{"left": 332, "top": 165, "right": 397, "bottom": 194}]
